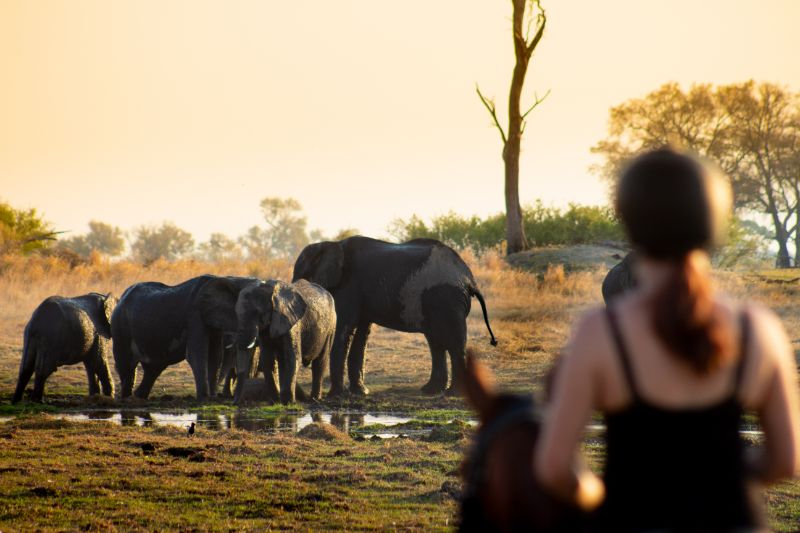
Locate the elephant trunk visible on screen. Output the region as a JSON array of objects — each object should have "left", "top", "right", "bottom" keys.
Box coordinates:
[
  {"left": 236, "top": 325, "right": 258, "bottom": 351},
  {"left": 232, "top": 341, "right": 256, "bottom": 405}
]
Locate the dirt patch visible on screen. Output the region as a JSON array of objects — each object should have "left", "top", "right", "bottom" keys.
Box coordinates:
[
  {"left": 506, "top": 243, "right": 628, "bottom": 273},
  {"left": 298, "top": 422, "right": 350, "bottom": 442},
  {"left": 426, "top": 420, "right": 472, "bottom": 443}
]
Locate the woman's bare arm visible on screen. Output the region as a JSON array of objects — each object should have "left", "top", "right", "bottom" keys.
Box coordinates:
[
  {"left": 535, "top": 309, "right": 605, "bottom": 509},
  {"left": 748, "top": 308, "right": 800, "bottom": 482}
]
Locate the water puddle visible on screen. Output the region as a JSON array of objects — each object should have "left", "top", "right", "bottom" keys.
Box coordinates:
[
  {"left": 51, "top": 410, "right": 415, "bottom": 437},
  {"left": 29, "top": 412, "right": 765, "bottom": 440}
]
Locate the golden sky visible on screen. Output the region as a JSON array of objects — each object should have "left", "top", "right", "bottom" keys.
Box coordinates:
[{"left": 1, "top": 1, "right": 799, "bottom": 241}]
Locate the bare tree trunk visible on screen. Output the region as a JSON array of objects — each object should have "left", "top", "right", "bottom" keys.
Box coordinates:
[
  {"left": 478, "top": 0, "right": 546, "bottom": 255},
  {"left": 503, "top": 138, "right": 527, "bottom": 253}
]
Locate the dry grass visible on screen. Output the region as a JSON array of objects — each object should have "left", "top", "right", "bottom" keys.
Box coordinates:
[{"left": 1, "top": 252, "right": 799, "bottom": 530}]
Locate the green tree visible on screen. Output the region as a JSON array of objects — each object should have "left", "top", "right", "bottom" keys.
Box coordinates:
[
  {"left": 0, "top": 201, "right": 57, "bottom": 254},
  {"left": 592, "top": 81, "right": 800, "bottom": 267},
  {"left": 130, "top": 222, "right": 195, "bottom": 264},
  {"left": 197, "top": 233, "right": 243, "bottom": 263},
  {"left": 477, "top": 0, "right": 548, "bottom": 254},
  {"left": 388, "top": 203, "right": 622, "bottom": 251},
  {"left": 240, "top": 198, "right": 310, "bottom": 259},
  {"left": 59, "top": 220, "right": 125, "bottom": 257}
]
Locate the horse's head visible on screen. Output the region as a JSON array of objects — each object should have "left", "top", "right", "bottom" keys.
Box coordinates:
[{"left": 459, "top": 352, "right": 585, "bottom": 532}]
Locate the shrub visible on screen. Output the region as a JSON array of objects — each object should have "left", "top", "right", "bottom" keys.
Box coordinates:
[{"left": 388, "top": 201, "right": 623, "bottom": 251}]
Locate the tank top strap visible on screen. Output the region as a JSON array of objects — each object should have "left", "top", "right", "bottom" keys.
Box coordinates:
[
  {"left": 733, "top": 309, "right": 751, "bottom": 393},
  {"left": 606, "top": 306, "right": 640, "bottom": 401}
]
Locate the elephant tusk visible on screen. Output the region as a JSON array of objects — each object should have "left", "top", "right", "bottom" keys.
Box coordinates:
[
  {"left": 246, "top": 338, "right": 257, "bottom": 349},
  {"left": 224, "top": 342, "right": 235, "bottom": 349}
]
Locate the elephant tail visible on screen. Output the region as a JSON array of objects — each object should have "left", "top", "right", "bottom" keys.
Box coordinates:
[
  {"left": 13, "top": 326, "right": 36, "bottom": 403},
  {"left": 470, "top": 287, "right": 498, "bottom": 347}
]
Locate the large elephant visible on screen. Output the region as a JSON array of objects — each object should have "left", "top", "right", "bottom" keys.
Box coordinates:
[
  {"left": 602, "top": 252, "right": 637, "bottom": 304},
  {"left": 13, "top": 292, "right": 116, "bottom": 403},
  {"left": 292, "top": 236, "right": 497, "bottom": 397},
  {"left": 110, "top": 275, "right": 259, "bottom": 400},
  {"left": 233, "top": 279, "right": 336, "bottom": 405}
]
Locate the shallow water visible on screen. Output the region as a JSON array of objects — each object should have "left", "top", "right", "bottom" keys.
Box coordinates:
[
  {"left": 49, "top": 410, "right": 416, "bottom": 437},
  {"left": 8, "top": 412, "right": 764, "bottom": 440}
]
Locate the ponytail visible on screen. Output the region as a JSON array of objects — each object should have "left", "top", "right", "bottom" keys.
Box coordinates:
[{"left": 650, "top": 255, "right": 732, "bottom": 374}]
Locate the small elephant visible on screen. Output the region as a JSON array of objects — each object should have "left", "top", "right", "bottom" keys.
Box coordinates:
[
  {"left": 13, "top": 292, "right": 116, "bottom": 403},
  {"left": 111, "top": 275, "right": 259, "bottom": 400},
  {"left": 233, "top": 279, "right": 336, "bottom": 405},
  {"left": 602, "top": 252, "right": 637, "bottom": 304},
  {"left": 292, "top": 236, "right": 497, "bottom": 397}
]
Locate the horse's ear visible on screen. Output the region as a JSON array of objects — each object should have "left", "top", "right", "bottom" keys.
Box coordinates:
[{"left": 462, "top": 349, "right": 494, "bottom": 421}]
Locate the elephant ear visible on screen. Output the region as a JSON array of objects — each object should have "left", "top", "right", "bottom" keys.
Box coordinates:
[
  {"left": 269, "top": 283, "right": 307, "bottom": 338},
  {"left": 314, "top": 241, "right": 345, "bottom": 290},
  {"left": 196, "top": 278, "right": 241, "bottom": 332}
]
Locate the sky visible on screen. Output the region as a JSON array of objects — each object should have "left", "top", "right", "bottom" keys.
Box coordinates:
[{"left": 1, "top": 1, "right": 799, "bottom": 243}]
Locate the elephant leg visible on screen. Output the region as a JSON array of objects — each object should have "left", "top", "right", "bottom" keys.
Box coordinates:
[
  {"left": 294, "top": 384, "right": 310, "bottom": 402},
  {"left": 277, "top": 336, "right": 300, "bottom": 405},
  {"left": 421, "top": 335, "right": 448, "bottom": 395},
  {"left": 445, "top": 320, "right": 468, "bottom": 397},
  {"left": 310, "top": 346, "right": 328, "bottom": 401},
  {"left": 186, "top": 323, "right": 210, "bottom": 401},
  {"left": 329, "top": 321, "right": 355, "bottom": 398},
  {"left": 133, "top": 362, "right": 168, "bottom": 399},
  {"left": 252, "top": 343, "right": 279, "bottom": 404},
  {"left": 13, "top": 338, "right": 36, "bottom": 403},
  {"left": 92, "top": 338, "right": 114, "bottom": 397},
  {"left": 84, "top": 360, "right": 101, "bottom": 396},
  {"left": 31, "top": 362, "right": 54, "bottom": 403},
  {"left": 206, "top": 330, "right": 223, "bottom": 399},
  {"left": 112, "top": 339, "right": 137, "bottom": 398},
  {"left": 30, "top": 349, "right": 57, "bottom": 402},
  {"left": 420, "top": 285, "right": 470, "bottom": 396},
  {"left": 220, "top": 369, "right": 234, "bottom": 399},
  {"left": 347, "top": 322, "right": 372, "bottom": 396}
]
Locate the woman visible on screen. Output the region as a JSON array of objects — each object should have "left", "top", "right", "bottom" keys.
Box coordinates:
[{"left": 535, "top": 148, "right": 800, "bottom": 531}]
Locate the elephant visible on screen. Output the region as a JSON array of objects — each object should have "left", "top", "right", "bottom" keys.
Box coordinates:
[
  {"left": 602, "top": 251, "right": 637, "bottom": 304},
  {"left": 13, "top": 292, "right": 116, "bottom": 403},
  {"left": 217, "top": 333, "right": 259, "bottom": 399},
  {"left": 292, "top": 236, "right": 497, "bottom": 397},
  {"left": 110, "top": 275, "right": 260, "bottom": 400},
  {"left": 233, "top": 279, "right": 336, "bottom": 405}
]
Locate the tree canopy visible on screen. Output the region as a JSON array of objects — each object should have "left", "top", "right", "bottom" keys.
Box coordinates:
[
  {"left": 130, "top": 222, "right": 195, "bottom": 264},
  {"left": 0, "top": 201, "right": 57, "bottom": 254},
  {"left": 592, "top": 81, "right": 800, "bottom": 267},
  {"left": 58, "top": 220, "right": 125, "bottom": 257}
]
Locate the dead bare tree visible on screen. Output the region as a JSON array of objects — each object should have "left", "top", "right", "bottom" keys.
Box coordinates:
[{"left": 478, "top": 0, "right": 548, "bottom": 254}]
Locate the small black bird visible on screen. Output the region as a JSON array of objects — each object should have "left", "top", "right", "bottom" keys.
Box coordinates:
[{"left": 187, "top": 422, "right": 196, "bottom": 437}]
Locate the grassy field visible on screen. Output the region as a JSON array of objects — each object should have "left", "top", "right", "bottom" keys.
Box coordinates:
[{"left": 0, "top": 251, "right": 798, "bottom": 531}]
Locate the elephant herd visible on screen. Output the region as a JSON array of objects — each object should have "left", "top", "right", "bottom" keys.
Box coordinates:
[{"left": 12, "top": 236, "right": 499, "bottom": 405}]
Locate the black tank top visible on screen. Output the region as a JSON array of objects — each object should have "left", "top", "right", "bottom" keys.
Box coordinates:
[{"left": 597, "top": 308, "right": 765, "bottom": 532}]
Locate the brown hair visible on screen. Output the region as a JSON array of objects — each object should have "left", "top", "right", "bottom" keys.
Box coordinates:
[{"left": 616, "top": 148, "right": 733, "bottom": 373}]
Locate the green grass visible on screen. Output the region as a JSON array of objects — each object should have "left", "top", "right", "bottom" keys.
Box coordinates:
[{"left": 0, "top": 416, "right": 462, "bottom": 531}]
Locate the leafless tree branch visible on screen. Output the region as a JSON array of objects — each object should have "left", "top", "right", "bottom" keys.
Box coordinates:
[{"left": 476, "top": 84, "right": 508, "bottom": 144}]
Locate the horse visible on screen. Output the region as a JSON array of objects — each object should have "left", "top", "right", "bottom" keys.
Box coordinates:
[{"left": 459, "top": 352, "right": 587, "bottom": 532}]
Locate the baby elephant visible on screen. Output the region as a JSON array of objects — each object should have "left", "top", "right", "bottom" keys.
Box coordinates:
[
  {"left": 234, "top": 279, "right": 335, "bottom": 405},
  {"left": 13, "top": 292, "right": 116, "bottom": 403}
]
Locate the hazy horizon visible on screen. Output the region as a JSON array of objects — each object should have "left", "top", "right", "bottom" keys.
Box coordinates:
[{"left": 2, "top": 1, "right": 799, "bottom": 243}]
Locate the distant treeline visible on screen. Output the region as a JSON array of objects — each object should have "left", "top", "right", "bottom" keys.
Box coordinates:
[
  {"left": 388, "top": 201, "right": 624, "bottom": 251},
  {"left": 0, "top": 197, "right": 770, "bottom": 268}
]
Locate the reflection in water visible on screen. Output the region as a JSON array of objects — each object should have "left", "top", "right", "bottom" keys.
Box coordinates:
[
  {"left": 51, "top": 409, "right": 414, "bottom": 435},
  {"left": 27, "top": 412, "right": 768, "bottom": 440}
]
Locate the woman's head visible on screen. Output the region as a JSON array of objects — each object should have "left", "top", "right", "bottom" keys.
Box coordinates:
[
  {"left": 616, "top": 147, "right": 732, "bottom": 260},
  {"left": 615, "top": 147, "right": 734, "bottom": 374}
]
